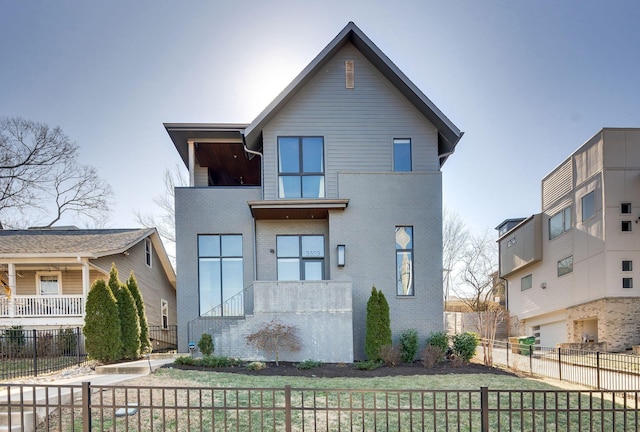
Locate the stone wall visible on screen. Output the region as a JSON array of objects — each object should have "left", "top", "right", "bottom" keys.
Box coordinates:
[{"left": 566, "top": 297, "right": 640, "bottom": 352}]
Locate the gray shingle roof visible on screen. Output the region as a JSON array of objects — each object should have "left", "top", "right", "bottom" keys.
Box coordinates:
[{"left": 0, "top": 228, "right": 154, "bottom": 256}]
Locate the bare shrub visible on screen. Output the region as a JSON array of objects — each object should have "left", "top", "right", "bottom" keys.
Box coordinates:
[
  {"left": 245, "top": 320, "right": 302, "bottom": 366},
  {"left": 422, "top": 345, "right": 444, "bottom": 369},
  {"left": 379, "top": 344, "right": 401, "bottom": 367}
]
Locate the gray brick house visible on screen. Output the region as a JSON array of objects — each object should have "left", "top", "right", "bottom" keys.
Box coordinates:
[{"left": 165, "top": 22, "right": 462, "bottom": 361}]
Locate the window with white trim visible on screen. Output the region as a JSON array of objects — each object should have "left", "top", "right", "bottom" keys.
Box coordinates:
[
  {"left": 161, "top": 299, "right": 169, "bottom": 329},
  {"left": 36, "top": 272, "right": 61, "bottom": 295},
  {"left": 145, "top": 238, "right": 153, "bottom": 268}
]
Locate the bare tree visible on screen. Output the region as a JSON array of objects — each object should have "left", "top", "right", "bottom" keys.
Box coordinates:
[
  {"left": 452, "top": 232, "right": 505, "bottom": 366},
  {"left": 245, "top": 319, "right": 302, "bottom": 366},
  {"left": 135, "top": 165, "right": 187, "bottom": 263},
  {"left": 0, "top": 117, "right": 112, "bottom": 228},
  {"left": 442, "top": 207, "right": 469, "bottom": 305}
]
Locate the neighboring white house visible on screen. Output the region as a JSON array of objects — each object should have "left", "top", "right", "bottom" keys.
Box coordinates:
[
  {"left": 0, "top": 227, "right": 177, "bottom": 336},
  {"left": 165, "top": 22, "right": 463, "bottom": 361},
  {"left": 497, "top": 128, "right": 640, "bottom": 352}
]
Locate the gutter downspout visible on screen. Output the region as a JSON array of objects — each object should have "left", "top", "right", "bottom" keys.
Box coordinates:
[{"left": 241, "top": 134, "right": 263, "bottom": 282}]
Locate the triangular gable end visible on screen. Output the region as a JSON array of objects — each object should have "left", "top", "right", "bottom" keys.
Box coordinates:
[{"left": 243, "top": 21, "right": 463, "bottom": 167}]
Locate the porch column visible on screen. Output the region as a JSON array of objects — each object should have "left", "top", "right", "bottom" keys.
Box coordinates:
[
  {"left": 7, "top": 262, "right": 16, "bottom": 318},
  {"left": 188, "top": 139, "right": 195, "bottom": 187},
  {"left": 81, "top": 261, "right": 90, "bottom": 318}
]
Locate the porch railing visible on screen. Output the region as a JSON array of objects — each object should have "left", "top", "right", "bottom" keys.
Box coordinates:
[{"left": 0, "top": 295, "right": 84, "bottom": 318}]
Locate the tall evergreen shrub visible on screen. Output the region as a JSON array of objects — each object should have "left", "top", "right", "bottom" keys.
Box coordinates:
[
  {"left": 127, "top": 272, "right": 151, "bottom": 354},
  {"left": 84, "top": 279, "right": 121, "bottom": 362},
  {"left": 116, "top": 282, "right": 141, "bottom": 359},
  {"left": 364, "top": 286, "right": 392, "bottom": 361}
]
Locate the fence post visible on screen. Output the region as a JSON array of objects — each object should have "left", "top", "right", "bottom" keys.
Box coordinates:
[
  {"left": 285, "top": 385, "right": 292, "bottom": 432},
  {"left": 596, "top": 352, "right": 601, "bottom": 390},
  {"left": 558, "top": 348, "right": 562, "bottom": 381},
  {"left": 506, "top": 341, "right": 509, "bottom": 367},
  {"left": 529, "top": 345, "right": 533, "bottom": 375},
  {"left": 480, "top": 386, "right": 489, "bottom": 432},
  {"left": 76, "top": 327, "right": 81, "bottom": 366},
  {"left": 32, "top": 329, "right": 38, "bottom": 377},
  {"left": 82, "top": 381, "right": 91, "bottom": 432}
]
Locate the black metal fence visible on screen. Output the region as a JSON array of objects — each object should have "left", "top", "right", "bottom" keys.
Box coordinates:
[
  {"left": 0, "top": 383, "right": 638, "bottom": 431},
  {"left": 148, "top": 325, "right": 177, "bottom": 353},
  {"left": 482, "top": 339, "right": 640, "bottom": 390},
  {"left": 0, "top": 327, "right": 87, "bottom": 381}
]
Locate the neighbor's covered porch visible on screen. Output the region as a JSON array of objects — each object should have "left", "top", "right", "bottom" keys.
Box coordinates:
[{"left": 0, "top": 258, "right": 105, "bottom": 326}]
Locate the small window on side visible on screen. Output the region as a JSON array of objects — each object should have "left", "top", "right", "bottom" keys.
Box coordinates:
[
  {"left": 622, "top": 221, "right": 633, "bottom": 232},
  {"left": 557, "top": 256, "right": 573, "bottom": 277},
  {"left": 393, "top": 139, "right": 412, "bottom": 172},
  {"left": 521, "top": 274, "right": 532, "bottom": 291},
  {"left": 623, "top": 260, "right": 633, "bottom": 272},
  {"left": 581, "top": 191, "right": 595, "bottom": 221},
  {"left": 621, "top": 202, "right": 632, "bottom": 214},
  {"left": 623, "top": 278, "right": 633, "bottom": 289}
]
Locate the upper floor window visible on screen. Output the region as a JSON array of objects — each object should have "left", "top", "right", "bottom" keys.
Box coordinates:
[
  {"left": 393, "top": 138, "right": 412, "bottom": 172},
  {"left": 622, "top": 221, "right": 633, "bottom": 232},
  {"left": 557, "top": 256, "right": 573, "bottom": 277},
  {"left": 145, "top": 238, "right": 153, "bottom": 268},
  {"left": 549, "top": 207, "right": 571, "bottom": 240},
  {"left": 621, "top": 202, "right": 632, "bottom": 214},
  {"left": 198, "top": 235, "right": 243, "bottom": 316},
  {"left": 277, "top": 235, "right": 324, "bottom": 281},
  {"left": 278, "top": 137, "right": 324, "bottom": 198},
  {"left": 582, "top": 191, "right": 595, "bottom": 221},
  {"left": 623, "top": 260, "right": 633, "bottom": 272},
  {"left": 395, "top": 226, "right": 414, "bottom": 296},
  {"left": 521, "top": 274, "right": 532, "bottom": 291}
]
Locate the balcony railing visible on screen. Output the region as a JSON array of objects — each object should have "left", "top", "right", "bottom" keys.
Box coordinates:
[{"left": 0, "top": 295, "right": 84, "bottom": 318}]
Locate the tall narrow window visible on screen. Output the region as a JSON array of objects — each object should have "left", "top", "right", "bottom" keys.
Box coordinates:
[
  {"left": 395, "top": 226, "right": 414, "bottom": 296},
  {"left": 198, "top": 235, "right": 243, "bottom": 316},
  {"left": 277, "top": 235, "right": 324, "bottom": 281},
  {"left": 145, "top": 238, "right": 153, "bottom": 268},
  {"left": 278, "top": 137, "right": 324, "bottom": 198},
  {"left": 393, "top": 139, "right": 412, "bottom": 172},
  {"left": 161, "top": 299, "right": 169, "bottom": 329},
  {"left": 582, "top": 191, "right": 595, "bottom": 221}
]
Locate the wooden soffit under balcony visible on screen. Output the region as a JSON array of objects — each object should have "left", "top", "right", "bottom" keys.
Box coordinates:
[{"left": 248, "top": 199, "right": 349, "bottom": 220}]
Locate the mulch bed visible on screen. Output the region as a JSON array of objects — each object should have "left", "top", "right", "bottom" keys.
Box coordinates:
[{"left": 166, "top": 361, "right": 517, "bottom": 379}]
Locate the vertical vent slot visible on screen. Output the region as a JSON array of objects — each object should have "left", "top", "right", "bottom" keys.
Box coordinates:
[{"left": 345, "top": 60, "right": 354, "bottom": 89}]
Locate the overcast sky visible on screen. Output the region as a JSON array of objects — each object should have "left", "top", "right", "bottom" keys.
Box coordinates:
[{"left": 2, "top": 0, "right": 639, "bottom": 237}]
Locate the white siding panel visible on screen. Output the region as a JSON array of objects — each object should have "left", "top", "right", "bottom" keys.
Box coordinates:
[{"left": 262, "top": 43, "right": 439, "bottom": 200}]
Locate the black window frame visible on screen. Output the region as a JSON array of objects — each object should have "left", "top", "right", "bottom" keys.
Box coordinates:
[
  {"left": 393, "top": 138, "right": 412, "bottom": 172},
  {"left": 277, "top": 136, "right": 325, "bottom": 199},
  {"left": 623, "top": 260, "right": 633, "bottom": 272},
  {"left": 621, "top": 202, "right": 632, "bottom": 214},
  {"left": 395, "top": 226, "right": 414, "bottom": 296},
  {"left": 276, "top": 235, "right": 325, "bottom": 281},
  {"left": 623, "top": 277, "right": 633, "bottom": 289},
  {"left": 622, "top": 221, "right": 633, "bottom": 232}
]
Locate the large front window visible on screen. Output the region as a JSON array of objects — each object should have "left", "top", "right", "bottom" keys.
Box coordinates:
[
  {"left": 396, "top": 226, "right": 414, "bottom": 296},
  {"left": 277, "top": 235, "right": 324, "bottom": 280},
  {"left": 198, "top": 235, "right": 243, "bottom": 316},
  {"left": 278, "top": 137, "right": 324, "bottom": 198}
]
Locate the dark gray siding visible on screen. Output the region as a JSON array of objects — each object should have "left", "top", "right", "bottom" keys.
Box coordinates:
[{"left": 175, "top": 186, "right": 261, "bottom": 351}]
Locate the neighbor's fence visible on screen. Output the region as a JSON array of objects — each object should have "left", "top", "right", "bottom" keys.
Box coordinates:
[
  {"left": 0, "top": 327, "right": 87, "bottom": 381},
  {"left": 0, "top": 383, "right": 638, "bottom": 431},
  {"left": 148, "top": 325, "right": 177, "bottom": 353},
  {"left": 481, "top": 339, "right": 640, "bottom": 391}
]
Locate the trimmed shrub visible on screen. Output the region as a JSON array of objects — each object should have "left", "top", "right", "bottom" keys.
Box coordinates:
[
  {"left": 364, "top": 286, "right": 392, "bottom": 361},
  {"left": 452, "top": 332, "right": 479, "bottom": 363},
  {"left": 174, "top": 355, "right": 197, "bottom": 366},
  {"left": 245, "top": 320, "right": 301, "bottom": 366},
  {"left": 84, "top": 279, "right": 121, "bottom": 362},
  {"left": 399, "top": 328, "right": 419, "bottom": 363},
  {"left": 379, "top": 344, "right": 401, "bottom": 367},
  {"left": 353, "top": 359, "right": 383, "bottom": 371},
  {"left": 127, "top": 272, "right": 151, "bottom": 354},
  {"left": 296, "top": 359, "right": 322, "bottom": 370},
  {"left": 198, "top": 333, "right": 214, "bottom": 356},
  {"left": 201, "top": 355, "right": 239, "bottom": 368},
  {"left": 426, "top": 331, "right": 449, "bottom": 352},
  {"left": 115, "top": 283, "right": 141, "bottom": 360}
]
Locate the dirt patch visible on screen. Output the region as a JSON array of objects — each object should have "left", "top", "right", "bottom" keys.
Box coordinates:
[{"left": 165, "top": 360, "right": 518, "bottom": 379}]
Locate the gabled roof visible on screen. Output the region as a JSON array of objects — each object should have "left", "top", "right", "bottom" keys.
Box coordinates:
[
  {"left": 243, "top": 21, "right": 463, "bottom": 166},
  {"left": 0, "top": 228, "right": 176, "bottom": 285}
]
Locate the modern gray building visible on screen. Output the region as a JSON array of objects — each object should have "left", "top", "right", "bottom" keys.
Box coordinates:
[{"left": 165, "top": 22, "right": 462, "bottom": 361}]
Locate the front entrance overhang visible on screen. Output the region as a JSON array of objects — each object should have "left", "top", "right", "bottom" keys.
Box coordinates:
[{"left": 248, "top": 199, "right": 349, "bottom": 220}]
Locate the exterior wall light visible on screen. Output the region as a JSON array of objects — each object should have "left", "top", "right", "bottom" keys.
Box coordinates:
[{"left": 337, "top": 244, "right": 346, "bottom": 267}]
